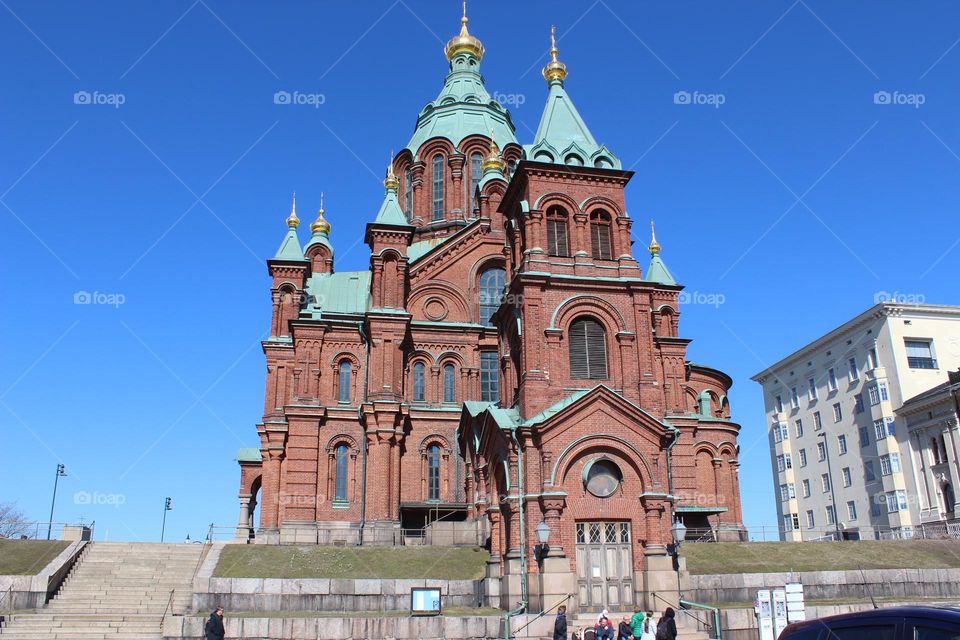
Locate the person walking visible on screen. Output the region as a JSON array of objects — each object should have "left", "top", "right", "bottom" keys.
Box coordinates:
[
  {"left": 204, "top": 606, "right": 225, "bottom": 640},
  {"left": 641, "top": 611, "right": 657, "bottom": 640},
  {"left": 629, "top": 608, "right": 646, "bottom": 638},
  {"left": 656, "top": 607, "right": 677, "bottom": 640},
  {"left": 554, "top": 605, "right": 568, "bottom": 640},
  {"left": 618, "top": 614, "right": 635, "bottom": 639}
]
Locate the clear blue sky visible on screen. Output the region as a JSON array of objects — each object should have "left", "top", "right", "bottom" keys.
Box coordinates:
[{"left": 1, "top": 1, "right": 958, "bottom": 542}]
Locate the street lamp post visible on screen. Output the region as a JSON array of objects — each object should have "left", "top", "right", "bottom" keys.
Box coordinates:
[
  {"left": 818, "top": 433, "right": 841, "bottom": 540},
  {"left": 533, "top": 520, "right": 551, "bottom": 565},
  {"left": 46, "top": 464, "right": 67, "bottom": 540},
  {"left": 667, "top": 518, "right": 687, "bottom": 603},
  {"left": 161, "top": 497, "right": 172, "bottom": 542}
]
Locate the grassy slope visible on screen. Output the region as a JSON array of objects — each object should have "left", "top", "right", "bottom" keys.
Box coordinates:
[
  {"left": 0, "top": 540, "right": 70, "bottom": 575},
  {"left": 214, "top": 545, "right": 490, "bottom": 580},
  {"left": 684, "top": 540, "right": 960, "bottom": 575}
]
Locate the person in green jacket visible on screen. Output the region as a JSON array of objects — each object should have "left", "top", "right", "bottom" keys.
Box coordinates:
[{"left": 630, "top": 609, "right": 646, "bottom": 638}]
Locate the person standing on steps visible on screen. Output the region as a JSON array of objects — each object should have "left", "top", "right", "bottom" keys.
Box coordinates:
[
  {"left": 641, "top": 611, "right": 657, "bottom": 640},
  {"left": 656, "top": 607, "right": 677, "bottom": 640},
  {"left": 204, "top": 606, "right": 225, "bottom": 640},
  {"left": 629, "top": 608, "right": 646, "bottom": 639},
  {"left": 554, "top": 604, "right": 568, "bottom": 640}
]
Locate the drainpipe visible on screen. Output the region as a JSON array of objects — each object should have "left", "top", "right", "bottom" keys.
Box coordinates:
[
  {"left": 506, "top": 426, "right": 528, "bottom": 634},
  {"left": 357, "top": 322, "right": 370, "bottom": 546},
  {"left": 666, "top": 427, "right": 680, "bottom": 496}
]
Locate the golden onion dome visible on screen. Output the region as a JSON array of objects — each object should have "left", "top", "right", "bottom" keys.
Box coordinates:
[
  {"left": 445, "top": 1, "right": 484, "bottom": 61},
  {"left": 311, "top": 193, "right": 331, "bottom": 235},
  {"left": 542, "top": 25, "right": 568, "bottom": 83},
  {"left": 649, "top": 219, "right": 661, "bottom": 255},
  {"left": 481, "top": 132, "right": 506, "bottom": 173},
  {"left": 286, "top": 192, "right": 300, "bottom": 228}
]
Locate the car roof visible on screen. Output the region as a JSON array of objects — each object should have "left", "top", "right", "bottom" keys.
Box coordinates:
[{"left": 785, "top": 606, "right": 960, "bottom": 632}]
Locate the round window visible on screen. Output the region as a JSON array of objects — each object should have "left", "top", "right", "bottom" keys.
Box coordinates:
[{"left": 585, "top": 458, "right": 622, "bottom": 498}]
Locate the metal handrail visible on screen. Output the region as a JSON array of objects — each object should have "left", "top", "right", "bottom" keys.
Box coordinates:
[
  {"left": 512, "top": 593, "right": 574, "bottom": 636},
  {"left": 681, "top": 598, "right": 722, "bottom": 640},
  {"left": 652, "top": 590, "right": 712, "bottom": 631},
  {"left": 160, "top": 589, "right": 175, "bottom": 627}
]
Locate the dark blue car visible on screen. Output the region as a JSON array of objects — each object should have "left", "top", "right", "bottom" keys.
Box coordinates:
[{"left": 780, "top": 606, "right": 960, "bottom": 640}]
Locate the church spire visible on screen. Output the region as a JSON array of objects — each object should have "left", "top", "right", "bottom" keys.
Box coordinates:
[
  {"left": 305, "top": 192, "right": 333, "bottom": 254},
  {"left": 645, "top": 219, "right": 677, "bottom": 285},
  {"left": 274, "top": 193, "right": 305, "bottom": 261},
  {"left": 373, "top": 160, "right": 411, "bottom": 226},
  {"left": 445, "top": 1, "right": 484, "bottom": 61},
  {"left": 542, "top": 25, "right": 568, "bottom": 84}
]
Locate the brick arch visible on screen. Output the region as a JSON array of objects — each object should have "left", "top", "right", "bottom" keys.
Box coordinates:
[
  {"left": 373, "top": 247, "right": 404, "bottom": 260},
  {"left": 325, "top": 433, "right": 359, "bottom": 454},
  {"left": 692, "top": 440, "right": 720, "bottom": 457},
  {"left": 416, "top": 136, "right": 456, "bottom": 162},
  {"left": 406, "top": 350, "right": 435, "bottom": 366},
  {"left": 329, "top": 351, "right": 361, "bottom": 369},
  {"left": 718, "top": 442, "right": 737, "bottom": 458},
  {"left": 458, "top": 133, "right": 492, "bottom": 157},
  {"left": 436, "top": 350, "right": 465, "bottom": 366},
  {"left": 533, "top": 191, "right": 579, "bottom": 214},
  {"left": 683, "top": 386, "right": 700, "bottom": 412},
  {"left": 549, "top": 294, "right": 628, "bottom": 333},
  {"left": 580, "top": 195, "right": 624, "bottom": 218},
  {"left": 419, "top": 433, "right": 451, "bottom": 454},
  {"left": 469, "top": 255, "right": 507, "bottom": 287},
  {"left": 409, "top": 281, "right": 471, "bottom": 322},
  {"left": 550, "top": 434, "right": 655, "bottom": 491}
]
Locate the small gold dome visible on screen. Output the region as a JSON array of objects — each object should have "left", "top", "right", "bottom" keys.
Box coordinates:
[
  {"left": 542, "top": 26, "right": 568, "bottom": 83},
  {"left": 311, "top": 193, "right": 331, "bottom": 235},
  {"left": 649, "top": 219, "right": 661, "bottom": 255},
  {"left": 445, "top": 1, "right": 484, "bottom": 61},
  {"left": 286, "top": 192, "right": 300, "bottom": 228},
  {"left": 480, "top": 132, "right": 506, "bottom": 172},
  {"left": 384, "top": 161, "right": 400, "bottom": 191}
]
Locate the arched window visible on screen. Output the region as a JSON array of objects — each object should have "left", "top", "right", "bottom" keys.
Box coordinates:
[
  {"left": 479, "top": 266, "right": 506, "bottom": 326},
  {"left": 338, "top": 360, "right": 352, "bottom": 403},
  {"left": 432, "top": 154, "right": 445, "bottom": 220},
  {"left": 470, "top": 152, "right": 483, "bottom": 203},
  {"left": 413, "top": 362, "right": 426, "bottom": 402},
  {"left": 590, "top": 210, "right": 612, "bottom": 260},
  {"left": 546, "top": 206, "right": 569, "bottom": 257},
  {"left": 334, "top": 444, "right": 349, "bottom": 501},
  {"left": 569, "top": 317, "right": 607, "bottom": 379},
  {"left": 443, "top": 363, "right": 456, "bottom": 402},
  {"left": 404, "top": 167, "right": 413, "bottom": 220},
  {"left": 427, "top": 444, "right": 441, "bottom": 500}
]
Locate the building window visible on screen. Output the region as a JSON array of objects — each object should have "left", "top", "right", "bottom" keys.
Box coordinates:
[
  {"left": 773, "top": 423, "right": 782, "bottom": 444},
  {"left": 880, "top": 453, "right": 901, "bottom": 476},
  {"left": 827, "top": 368, "right": 837, "bottom": 391},
  {"left": 338, "top": 360, "right": 352, "bottom": 403},
  {"left": 780, "top": 483, "right": 795, "bottom": 501},
  {"left": 854, "top": 394, "right": 865, "bottom": 414},
  {"left": 412, "top": 361, "right": 426, "bottom": 402},
  {"left": 776, "top": 454, "right": 793, "bottom": 472},
  {"left": 905, "top": 339, "right": 937, "bottom": 369},
  {"left": 821, "top": 473, "right": 831, "bottom": 493},
  {"left": 478, "top": 267, "right": 506, "bottom": 326},
  {"left": 885, "top": 416, "right": 895, "bottom": 436},
  {"left": 404, "top": 167, "right": 413, "bottom": 219},
  {"left": 842, "top": 467, "right": 852, "bottom": 487},
  {"left": 427, "top": 444, "right": 441, "bottom": 500},
  {"left": 833, "top": 403, "right": 842, "bottom": 423},
  {"left": 867, "top": 347, "right": 878, "bottom": 370},
  {"left": 795, "top": 419, "right": 804, "bottom": 438},
  {"left": 480, "top": 351, "right": 500, "bottom": 402},
  {"left": 814, "top": 411, "right": 822, "bottom": 431},
  {"left": 859, "top": 426, "right": 870, "bottom": 447},
  {"left": 783, "top": 513, "right": 799, "bottom": 532},
  {"left": 334, "top": 444, "right": 349, "bottom": 501},
  {"left": 432, "top": 154, "right": 445, "bottom": 220},
  {"left": 807, "top": 377, "right": 817, "bottom": 401},
  {"left": 865, "top": 460, "right": 876, "bottom": 482},
  {"left": 838, "top": 434, "right": 848, "bottom": 455},
  {"left": 802, "top": 479, "right": 811, "bottom": 497},
  {"left": 873, "top": 418, "right": 888, "bottom": 441},
  {"left": 806, "top": 510, "right": 815, "bottom": 528},
  {"left": 442, "top": 363, "right": 456, "bottom": 402},
  {"left": 775, "top": 395, "right": 784, "bottom": 413},
  {"left": 589, "top": 210, "right": 613, "bottom": 259},
  {"left": 848, "top": 357, "right": 859, "bottom": 382},
  {"left": 826, "top": 504, "right": 836, "bottom": 525},
  {"left": 932, "top": 436, "right": 948, "bottom": 465},
  {"left": 790, "top": 387, "right": 799, "bottom": 409},
  {"left": 799, "top": 449, "right": 807, "bottom": 467},
  {"left": 871, "top": 496, "right": 882, "bottom": 517},
  {"left": 879, "top": 382, "right": 889, "bottom": 401},
  {"left": 885, "top": 490, "right": 908, "bottom": 513},
  {"left": 546, "top": 206, "right": 569, "bottom": 256},
  {"left": 868, "top": 385, "right": 881, "bottom": 406},
  {"left": 470, "top": 151, "right": 483, "bottom": 203},
  {"left": 817, "top": 441, "right": 827, "bottom": 462},
  {"left": 847, "top": 500, "right": 858, "bottom": 520},
  {"left": 569, "top": 317, "right": 607, "bottom": 379}
]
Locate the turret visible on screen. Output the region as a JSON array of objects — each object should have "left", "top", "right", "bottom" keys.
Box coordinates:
[{"left": 267, "top": 194, "right": 309, "bottom": 338}]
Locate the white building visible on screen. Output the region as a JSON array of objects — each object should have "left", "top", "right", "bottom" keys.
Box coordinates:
[{"left": 752, "top": 303, "right": 960, "bottom": 541}]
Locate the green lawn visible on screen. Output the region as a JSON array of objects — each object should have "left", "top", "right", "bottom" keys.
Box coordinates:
[
  {"left": 204, "top": 607, "right": 502, "bottom": 617},
  {"left": 684, "top": 540, "right": 960, "bottom": 575},
  {"left": 214, "top": 545, "right": 490, "bottom": 580},
  {"left": 0, "top": 540, "right": 70, "bottom": 575}
]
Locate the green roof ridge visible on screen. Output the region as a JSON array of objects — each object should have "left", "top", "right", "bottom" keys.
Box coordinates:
[
  {"left": 273, "top": 227, "right": 305, "bottom": 261},
  {"left": 645, "top": 254, "right": 677, "bottom": 285}
]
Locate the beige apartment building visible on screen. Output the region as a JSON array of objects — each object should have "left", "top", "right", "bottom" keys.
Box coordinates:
[{"left": 752, "top": 302, "right": 960, "bottom": 541}]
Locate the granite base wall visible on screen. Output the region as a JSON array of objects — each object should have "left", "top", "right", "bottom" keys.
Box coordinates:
[{"left": 0, "top": 541, "right": 86, "bottom": 610}]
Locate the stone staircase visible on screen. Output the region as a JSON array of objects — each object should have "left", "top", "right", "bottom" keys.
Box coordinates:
[
  {"left": 570, "top": 611, "right": 712, "bottom": 640},
  {"left": 0, "top": 542, "right": 206, "bottom": 639}
]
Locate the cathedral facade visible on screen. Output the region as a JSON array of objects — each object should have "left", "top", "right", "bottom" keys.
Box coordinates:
[{"left": 236, "top": 9, "right": 745, "bottom": 613}]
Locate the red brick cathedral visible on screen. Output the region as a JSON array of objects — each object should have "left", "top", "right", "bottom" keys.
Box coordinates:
[{"left": 236, "top": 8, "right": 744, "bottom": 613}]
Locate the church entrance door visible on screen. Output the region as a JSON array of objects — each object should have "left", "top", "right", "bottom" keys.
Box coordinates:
[{"left": 575, "top": 521, "right": 634, "bottom": 612}]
